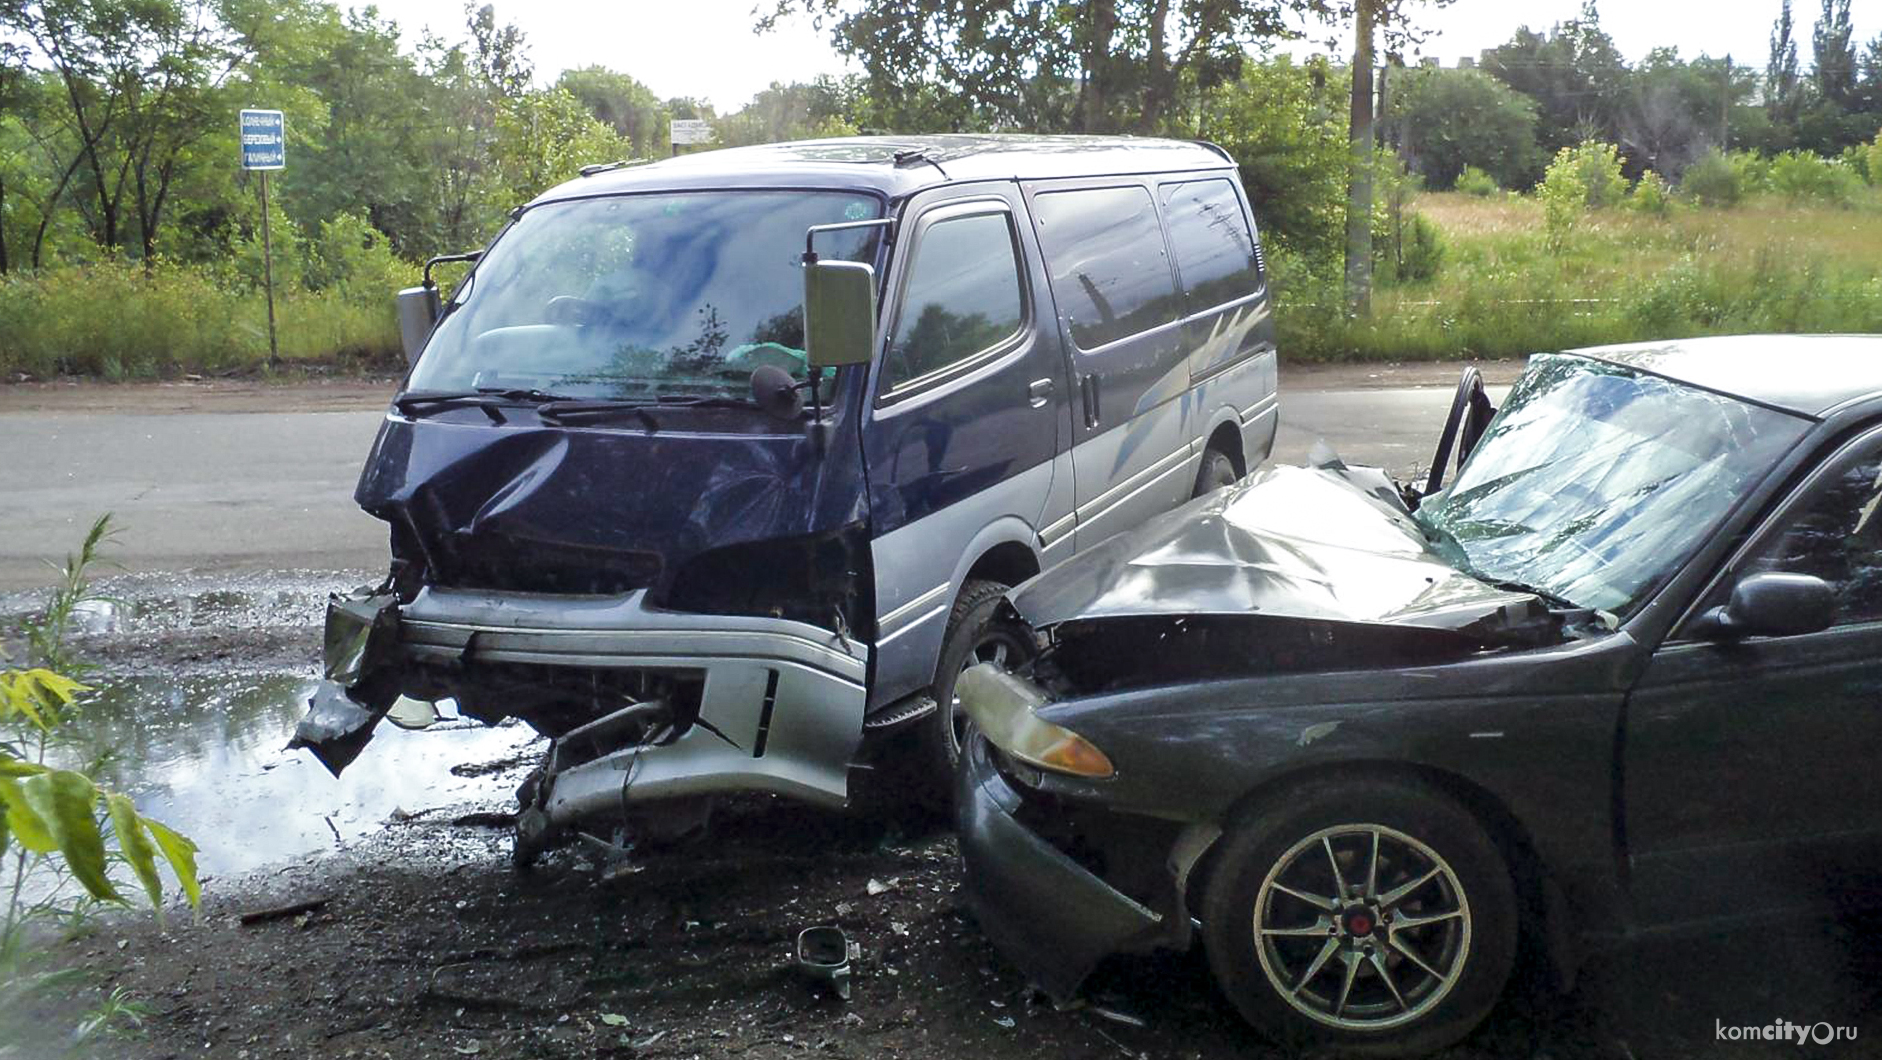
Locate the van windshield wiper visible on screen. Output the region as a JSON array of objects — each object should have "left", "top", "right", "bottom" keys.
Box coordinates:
[
  {"left": 394, "top": 388, "right": 577, "bottom": 416},
  {"left": 535, "top": 395, "right": 759, "bottom": 418}
]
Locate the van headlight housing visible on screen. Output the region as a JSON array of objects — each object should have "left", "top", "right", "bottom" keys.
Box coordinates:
[{"left": 956, "top": 663, "right": 1115, "bottom": 779}]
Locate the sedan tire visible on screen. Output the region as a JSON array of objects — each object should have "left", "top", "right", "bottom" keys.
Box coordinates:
[{"left": 1200, "top": 777, "right": 1518, "bottom": 1057}]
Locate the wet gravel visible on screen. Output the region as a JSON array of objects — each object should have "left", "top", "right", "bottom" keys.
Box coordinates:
[{"left": 8, "top": 571, "right": 1879, "bottom": 1059}]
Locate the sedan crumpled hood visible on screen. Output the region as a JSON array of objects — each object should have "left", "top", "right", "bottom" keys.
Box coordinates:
[{"left": 1009, "top": 456, "right": 1548, "bottom": 642}]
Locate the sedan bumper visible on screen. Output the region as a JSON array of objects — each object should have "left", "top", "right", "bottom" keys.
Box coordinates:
[{"left": 954, "top": 735, "right": 1168, "bottom": 1002}]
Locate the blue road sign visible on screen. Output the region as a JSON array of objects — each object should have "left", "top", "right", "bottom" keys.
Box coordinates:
[{"left": 239, "top": 109, "right": 285, "bottom": 170}]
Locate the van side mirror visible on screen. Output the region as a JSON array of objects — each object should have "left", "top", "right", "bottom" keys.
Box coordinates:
[
  {"left": 397, "top": 285, "right": 441, "bottom": 365},
  {"left": 803, "top": 260, "right": 876, "bottom": 369},
  {"left": 1690, "top": 571, "right": 1835, "bottom": 641}
]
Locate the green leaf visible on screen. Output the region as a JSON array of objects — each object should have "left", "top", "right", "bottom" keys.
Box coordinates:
[
  {"left": 142, "top": 818, "right": 201, "bottom": 909},
  {"left": 0, "top": 669, "right": 90, "bottom": 731},
  {"left": 19, "top": 771, "right": 121, "bottom": 903},
  {"left": 0, "top": 757, "right": 48, "bottom": 778},
  {"left": 108, "top": 793, "right": 166, "bottom": 920},
  {"left": 0, "top": 776, "right": 56, "bottom": 853}
]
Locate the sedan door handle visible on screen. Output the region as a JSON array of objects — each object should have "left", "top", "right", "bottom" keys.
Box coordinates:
[{"left": 1028, "top": 377, "right": 1055, "bottom": 408}]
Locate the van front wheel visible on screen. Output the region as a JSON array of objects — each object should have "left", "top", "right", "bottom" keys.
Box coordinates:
[
  {"left": 913, "top": 579, "right": 1033, "bottom": 805},
  {"left": 1195, "top": 447, "right": 1239, "bottom": 497}
]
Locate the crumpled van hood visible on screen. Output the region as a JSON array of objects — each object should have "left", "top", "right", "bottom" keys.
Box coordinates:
[
  {"left": 1009, "top": 460, "right": 1547, "bottom": 642},
  {"left": 356, "top": 413, "right": 870, "bottom": 599}
]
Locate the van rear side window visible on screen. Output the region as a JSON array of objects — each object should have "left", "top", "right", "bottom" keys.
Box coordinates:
[
  {"left": 1032, "top": 186, "right": 1180, "bottom": 351},
  {"left": 884, "top": 211, "right": 1025, "bottom": 390},
  {"left": 1161, "top": 180, "right": 1263, "bottom": 313}
]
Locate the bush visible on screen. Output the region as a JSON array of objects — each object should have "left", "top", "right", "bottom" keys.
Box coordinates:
[
  {"left": 1729, "top": 150, "right": 1773, "bottom": 197},
  {"left": 1767, "top": 150, "right": 1863, "bottom": 205},
  {"left": 1866, "top": 130, "right": 1882, "bottom": 186},
  {"left": 1680, "top": 148, "right": 1740, "bottom": 206},
  {"left": 0, "top": 260, "right": 402, "bottom": 379},
  {"left": 1538, "top": 140, "right": 1626, "bottom": 249},
  {"left": 1629, "top": 171, "right": 1672, "bottom": 217},
  {"left": 1374, "top": 212, "right": 1446, "bottom": 285},
  {"left": 1455, "top": 165, "right": 1500, "bottom": 197}
]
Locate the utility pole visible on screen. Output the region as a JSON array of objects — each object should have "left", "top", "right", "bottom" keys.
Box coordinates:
[
  {"left": 1345, "top": 0, "right": 1375, "bottom": 317},
  {"left": 1720, "top": 54, "right": 1732, "bottom": 150}
]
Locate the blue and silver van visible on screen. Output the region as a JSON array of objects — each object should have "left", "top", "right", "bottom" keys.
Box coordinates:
[{"left": 297, "top": 134, "right": 1277, "bottom": 854}]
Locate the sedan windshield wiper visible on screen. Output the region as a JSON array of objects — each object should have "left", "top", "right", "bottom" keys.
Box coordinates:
[{"left": 1485, "top": 577, "right": 1582, "bottom": 612}]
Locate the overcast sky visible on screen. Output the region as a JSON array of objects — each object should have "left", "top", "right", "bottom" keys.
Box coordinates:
[{"left": 363, "top": 0, "right": 1871, "bottom": 110}]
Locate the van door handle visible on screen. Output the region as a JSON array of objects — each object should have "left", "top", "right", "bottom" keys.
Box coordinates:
[
  {"left": 1028, "top": 378, "right": 1054, "bottom": 408},
  {"left": 1080, "top": 374, "right": 1100, "bottom": 428}
]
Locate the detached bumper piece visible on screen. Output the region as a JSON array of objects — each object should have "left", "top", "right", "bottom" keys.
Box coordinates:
[
  {"left": 955, "top": 737, "right": 1166, "bottom": 1002},
  {"left": 291, "top": 589, "right": 402, "bottom": 775}
]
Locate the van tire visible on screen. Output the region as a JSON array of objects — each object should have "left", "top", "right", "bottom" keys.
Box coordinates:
[
  {"left": 910, "top": 578, "right": 1033, "bottom": 808},
  {"left": 1195, "top": 447, "right": 1239, "bottom": 497}
]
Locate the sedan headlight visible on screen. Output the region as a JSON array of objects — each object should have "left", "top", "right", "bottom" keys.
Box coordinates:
[{"left": 956, "top": 663, "right": 1115, "bottom": 779}]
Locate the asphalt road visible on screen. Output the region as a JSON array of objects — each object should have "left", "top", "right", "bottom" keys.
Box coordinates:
[{"left": 0, "top": 383, "right": 1494, "bottom": 591}]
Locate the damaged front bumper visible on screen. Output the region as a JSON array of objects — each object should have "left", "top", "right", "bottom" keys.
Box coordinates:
[
  {"left": 294, "top": 584, "right": 869, "bottom": 832},
  {"left": 955, "top": 735, "right": 1187, "bottom": 1002}
]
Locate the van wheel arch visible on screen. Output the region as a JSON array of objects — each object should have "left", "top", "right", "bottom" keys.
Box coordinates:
[
  {"left": 1206, "top": 421, "right": 1246, "bottom": 478},
  {"left": 963, "top": 540, "right": 1041, "bottom": 591}
]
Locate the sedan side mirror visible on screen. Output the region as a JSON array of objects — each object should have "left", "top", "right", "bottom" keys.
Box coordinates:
[
  {"left": 397, "top": 285, "right": 441, "bottom": 366},
  {"left": 803, "top": 260, "right": 876, "bottom": 369},
  {"left": 1691, "top": 571, "right": 1836, "bottom": 641}
]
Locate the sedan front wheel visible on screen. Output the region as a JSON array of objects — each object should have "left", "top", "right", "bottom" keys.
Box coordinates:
[{"left": 1200, "top": 777, "right": 1518, "bottom": 1057}]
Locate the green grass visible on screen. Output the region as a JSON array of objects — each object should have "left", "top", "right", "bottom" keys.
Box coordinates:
[
  {"left": 1279, "top": 191, "right": 1882, "bottom": 362},
  {"left": 4, "top": 191, "right": 1881, "bottom": 377},
  {"left": 0, "top": 260, "right": 401, "bottom": 380}
]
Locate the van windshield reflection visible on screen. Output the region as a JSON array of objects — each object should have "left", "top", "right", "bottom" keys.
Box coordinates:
[{"left": 410, "top": 191, "right": 883, "bottom": 402}]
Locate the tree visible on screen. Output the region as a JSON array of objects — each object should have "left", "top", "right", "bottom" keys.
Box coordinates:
[
  {"left": 1767, "top": 0, "right": 1803, "bottom": 135},
  {"left": 716, "top": 78, "right": 857, "bottom": 147},
  {"left": 0, "top": 0, "right": 240, "bottom": 261},
  {"left": 1617, "top": 49, "right": 1734, "bottom": 178},
  {"left": 1342, "top": 0, "right": 1455, "bottom": 315},
  {"left": 557, "top": 66, "right": 667, "bottom": 158},
  {"left": 1346, "top": 0, "right": 1374, "bottom": 314},
  {"left": 760, "top": 0, "right": 1326, "bottom": 134},
  {"left": 1811, "top": 0, "right": 1856, "bottom": 108},
  {"left": 1384, "top": 66, "right": 1541, "bottom": 189},
  {"left": 1482, "top": 3, "right": 1627, "bottom": 156}
]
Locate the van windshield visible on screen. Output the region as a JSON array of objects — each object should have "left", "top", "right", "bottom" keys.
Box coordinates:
[{"left": 409, "top": 191, "right": 884, "bottom": 401}]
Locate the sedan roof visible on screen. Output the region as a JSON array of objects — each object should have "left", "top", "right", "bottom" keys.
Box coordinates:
[{"left": 1574, "top": 334, "right": 1882, "bottom": 417}]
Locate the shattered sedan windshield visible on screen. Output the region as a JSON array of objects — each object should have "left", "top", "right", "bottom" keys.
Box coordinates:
[
  {"left": 1416, "top": 353, "right": 1809, "bottom": 616},
  {"left": 408, "top": 191, "right": 883, "bottom": 401}
]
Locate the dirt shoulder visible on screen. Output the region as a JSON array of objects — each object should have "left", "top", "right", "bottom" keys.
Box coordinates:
[
  {"left": 0, "top": 375, "right": 400, "bottom": 414},
  {"left": 0, "top": 360, "right": 1526, "bottom": 416}
]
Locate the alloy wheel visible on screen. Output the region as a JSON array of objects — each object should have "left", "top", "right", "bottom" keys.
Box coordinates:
[{"left": 1251, "top": 823, "right": 1472, "bottom": 1031}]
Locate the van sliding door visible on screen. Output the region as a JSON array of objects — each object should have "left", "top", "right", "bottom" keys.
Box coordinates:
[{"left": 1026, "top": 182, "right": 1192, "bottom": 551}]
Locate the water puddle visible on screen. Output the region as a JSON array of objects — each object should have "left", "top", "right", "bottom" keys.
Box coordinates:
[
  {"left": 42, "top": 674, "right": 538, "bottom": 881},
  {"left": 0, "top": 569, "right": 368, "bottom": 637},
  {"left": 4, "top": 570, "right": 540, "bottom": 888}
]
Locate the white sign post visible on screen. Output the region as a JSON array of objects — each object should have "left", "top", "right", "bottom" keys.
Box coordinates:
[
  {"left": 669, "top": 119, "right": 716, "bottom": 155},
  {"left": 240, "top": 109, "right": 286, "bottom": 366}
]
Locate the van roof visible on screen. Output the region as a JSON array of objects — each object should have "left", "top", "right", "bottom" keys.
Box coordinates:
[{"left": 530, "top": 134, "right": 1236, "bottom": 206}]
